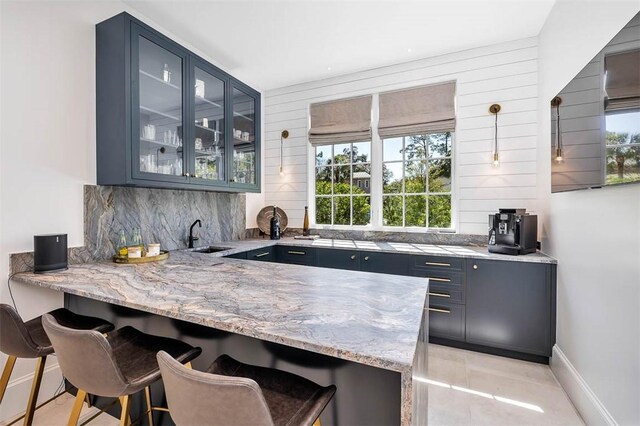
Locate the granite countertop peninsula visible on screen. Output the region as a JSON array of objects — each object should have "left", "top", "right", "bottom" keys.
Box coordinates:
[
  {"left": 13, "top": 250, "right": 429, "bottom": 374},
  {"left": 190, "top": 237, "right": 558, "bottom": 264}
]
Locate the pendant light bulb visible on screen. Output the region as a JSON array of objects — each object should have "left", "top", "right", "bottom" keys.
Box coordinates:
[
  {"left": 554, "top": 147, "right": 564, "bottom": 163},
  {"left": 279, "top": 166, "right": 284, "bottom": 176},
  {"left": 492, "top": 151, "right": 500, "bottom": 168}
]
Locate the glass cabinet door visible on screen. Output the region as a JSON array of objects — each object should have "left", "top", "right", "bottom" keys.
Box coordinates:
[
  {"left": 191, "top": 65, "right": 226, "bottom": 183},
  {"left": 133, "top": 29, "right": 187, "bottom": 181},
  {"left": 231, "top": 86, "right": 258, "bottom": 186}
]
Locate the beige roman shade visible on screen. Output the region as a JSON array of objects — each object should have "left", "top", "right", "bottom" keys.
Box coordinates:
[
  {"left": 605, "top": 50, "right": 640, "bottom": 112},
  {"left": 378, "top": 82, "right": 456, "bottom": 138},
  {"left": 308, "top": 95, "right": 372, "bottom": 145}
]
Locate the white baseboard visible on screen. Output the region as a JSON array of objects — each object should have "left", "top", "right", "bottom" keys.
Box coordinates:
[
  {"left": 0, "top": 362, "right": 63, "bottom": 423},
  {"left": 550, "top": 345, "right": 617, "bottom": 426}
]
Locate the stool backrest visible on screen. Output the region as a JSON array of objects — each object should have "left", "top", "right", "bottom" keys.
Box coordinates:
[
  {"left": 157, "top": 351, "right": 274, "bottom": 426},
  {"left": 42, "top": 313, "right": 129, "bottom": 397},
  {"left": 0, "top": 304, "right": 39, "bottom": 358}
]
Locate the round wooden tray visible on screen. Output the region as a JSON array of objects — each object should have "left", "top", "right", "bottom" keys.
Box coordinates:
[
  {"left": 113, "top": 250, "right": 169, "bottom": 264},
  {"left": 257, "top": 206, "right": 288, "bottom": 235}
]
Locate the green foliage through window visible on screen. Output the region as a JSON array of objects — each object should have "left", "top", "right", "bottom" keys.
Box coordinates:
[
  {"left": 382, "top": 133, "right": 453, "bottom": 228},
  {"left": 314, "top": 132, "right": 453, "bottom": 229},
  {"left": 315, "top": 142, "right": 371, "bottom": 225}
]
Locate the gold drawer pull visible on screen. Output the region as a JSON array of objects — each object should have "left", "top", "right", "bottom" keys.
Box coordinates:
[
  {"left": 364, "top": 256, "right": 370, "bottom": 261},
  {"left": 425, "top": 261, "right": 450, "bottom": 267},
  {"left": 287, "top": 251, "right": 306, "bottom": 255},
  {"left": 350, "top": 255, "right": 356, "bottom": 260},
  {"left": 254, "top": 252, "right": 270, "bottom": 258},
  {"left": 428, "top": 307, "right": 451, "bottom": 314},
  {"left": 428, "top": 277, "right": 451, "bottom": 283},
  {"left": 429, "top": 292, "right": 451, "bottom": 298}
]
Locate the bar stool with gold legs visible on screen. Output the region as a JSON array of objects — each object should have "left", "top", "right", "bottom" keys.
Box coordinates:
[
  {"left": 158, "top": 351, "right": 336, "bottom": 426},
  {"left": 0, "top": 304, "right": 114, "bottom": 426},
  {"left": 41, "top": 313, "right": 201, "bottom": 426}
]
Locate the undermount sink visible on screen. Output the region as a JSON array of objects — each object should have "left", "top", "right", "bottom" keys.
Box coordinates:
[{"left": 193, "top": 246, "right": 231, "bottom": 254}]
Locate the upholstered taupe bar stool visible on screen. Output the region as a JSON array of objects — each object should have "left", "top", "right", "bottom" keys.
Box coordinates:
[
  {"left": 158, "top": 351, "right": 336, "bottom": 426},
  {"left": 42, "top": 314, "right": 201, "bottom": 426},
  {"left": 0, "top": 304, "right": 115, "bottom": 426}
]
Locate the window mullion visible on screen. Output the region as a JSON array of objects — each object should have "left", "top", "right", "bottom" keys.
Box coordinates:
[{"left": 370, "top": 93, "right": 383, "bottom": 228}]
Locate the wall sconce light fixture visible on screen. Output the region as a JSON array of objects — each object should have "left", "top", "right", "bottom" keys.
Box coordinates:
[
  {"left": 280, "top": 130, "right": 289, "bottom": 175},
  {"left": 489, "top": 104, "right": 501, "bottom": 168},
  {"left": 551, "top": 96, "right": 563, "bottom": 163}
]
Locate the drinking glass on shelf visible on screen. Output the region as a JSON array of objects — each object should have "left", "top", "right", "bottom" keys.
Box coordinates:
[
  {"left": 195, "top": 79, "right": 205, "bottom": 98},
  {"left": 162, "top": 64, "right": 171, "bottom": 84},
  {"left": 143, "top": 124, "right": 156, "bottom": 140}
]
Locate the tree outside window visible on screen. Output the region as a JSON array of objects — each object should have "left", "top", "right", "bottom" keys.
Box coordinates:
[
  {"left": 605, "top": 110, "right": 640, "bottom": 185},
  {"left": 315, "top": 142, "right": 371, "bottom": 226},
  {"left": 382, "top": 132, "right": 453, "bottom": 228}
]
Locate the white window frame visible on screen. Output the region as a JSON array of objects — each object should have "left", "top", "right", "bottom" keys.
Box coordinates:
[{"left": 307, "top": 91, "right": 458, "bottom": 232}]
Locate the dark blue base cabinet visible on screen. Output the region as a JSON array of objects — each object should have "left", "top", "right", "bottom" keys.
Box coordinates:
[{"left": 228, "top": 245, "right": 557, "bottom": 363}]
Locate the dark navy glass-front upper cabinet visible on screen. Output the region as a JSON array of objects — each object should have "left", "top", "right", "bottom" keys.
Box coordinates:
[{"left": 96, "top": 12, "right": 261, "bottom": 192}]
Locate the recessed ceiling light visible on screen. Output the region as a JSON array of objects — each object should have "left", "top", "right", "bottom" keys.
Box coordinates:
[
  {"left": 407, "top": 48, "right": 412, "bottom": 53},
  {"left": 327, "top": 66, "right": 332, "bottom": 71}
]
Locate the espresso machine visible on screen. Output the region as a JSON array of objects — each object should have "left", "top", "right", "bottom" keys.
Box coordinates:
[{"left": 488, "top": 209, "right": 538, "bottom": 255}]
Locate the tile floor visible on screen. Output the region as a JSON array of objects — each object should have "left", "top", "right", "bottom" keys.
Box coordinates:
[{"left": 2, "top": 344, "right": 584, "bottom": 426}]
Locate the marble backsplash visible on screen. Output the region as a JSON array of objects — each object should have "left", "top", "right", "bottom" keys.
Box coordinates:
[
  {"left": 85, "top": 185, "right": 246, "bottom": 260},
  {"left": 246, "top": 227, "right": 487, "bottom": 246}
]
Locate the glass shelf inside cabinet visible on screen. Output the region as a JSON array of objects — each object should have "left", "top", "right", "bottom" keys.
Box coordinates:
[
  {"left": 137, "top": 35, "right": 184, "bottom": 177},
  {"left": 231, "top": 87, "right": 256, "bottom": 185},
  {"left": 193, "top": 67, "right": 225, "bottom": 182}
]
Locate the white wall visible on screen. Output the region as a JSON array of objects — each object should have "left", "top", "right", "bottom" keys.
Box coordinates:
[
  {"left": 538, "top": 2, "right": 640, "bottom": 425},
  {"left": 261, "top": 38, "right": 540, "bottom": 234},
  {"left": 0, "top": 1, "right": 262, "bottom": 420}
]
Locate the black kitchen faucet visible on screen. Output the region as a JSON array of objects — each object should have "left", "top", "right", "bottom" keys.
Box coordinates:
[{"left": 188, "top": 219, "right": 201, "bottom": 248}]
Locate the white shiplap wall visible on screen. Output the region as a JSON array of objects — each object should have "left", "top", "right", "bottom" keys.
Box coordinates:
[{"left": 262, "top": 37, "right": 539, "bottom": 235}]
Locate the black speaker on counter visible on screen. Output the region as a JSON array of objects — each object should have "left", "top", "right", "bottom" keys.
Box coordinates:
[{"left": 34, "top": 234, "right": 68, "bottom": 273}]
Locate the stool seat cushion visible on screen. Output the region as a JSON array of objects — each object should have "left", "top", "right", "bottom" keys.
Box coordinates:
[
  {"left": 0, "top": 304, "right": 114, "bottom": 358},
  {"left": 207, "top": 354, "right": 336, "bottom": 426},
  {"left": 108, "top": 326, "right": 201, "bottom": 392}
]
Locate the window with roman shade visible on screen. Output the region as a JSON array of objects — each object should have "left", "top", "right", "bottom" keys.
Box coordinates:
[
  {"left": 604, "top": 49, "right": 640, "bottom": 112},
  {"left": 308, "top": 95, "right": 372, "bottom": 144},
  {"left": 378, "top": 81, "right": 456, "bottom": 138}
]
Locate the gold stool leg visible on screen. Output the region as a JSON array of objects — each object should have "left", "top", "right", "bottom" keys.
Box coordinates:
[
  {"left": 0, "top": 355, "right": 17, "bottom": 403},
  {"left": 118, "top": 395, "right": 131, "bottom": 426},
  {"left": 144, "top": 387, "right": 153, "bottom": 426},
  {"left": 312, "top": 418, "right": 321, "bottom": 426},
  {"left": 23, "top": 356, "right": 46, "bottom": 426},
  {"left": 184, "top": 362, "right": 192, "bottom": 369},
  {"left": 67, "top": 389, "right": 87, "bottom": 426}
]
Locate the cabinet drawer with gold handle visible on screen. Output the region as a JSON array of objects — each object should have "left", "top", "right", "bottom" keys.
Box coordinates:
[
  {"left": 277, "top": 246, "right": 317, "bottom": 266},
  {"left": 411, "top": 269, "right": 464, "bottom": 288},
  {"left": 427, "top": 284, "right": 464, "bottom": 303},
  {"left": 428, "top": 277, "right": 451, "bottom": 283},
  {"left": 245, "top": 247, "right": 276, "bottom": 262},
  {"left": 428, "top": 302, "right": 465, "bottom": 341},
  {"left": 413, "top": 256, "right": 464, "bottom": 271}
]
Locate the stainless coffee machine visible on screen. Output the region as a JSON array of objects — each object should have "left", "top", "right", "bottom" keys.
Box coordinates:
[{"left": 488, "top": 209, "right": 538, "bottom": 255}]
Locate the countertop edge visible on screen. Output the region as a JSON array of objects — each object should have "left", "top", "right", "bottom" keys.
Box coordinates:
[{"left": 12, "top": 272, "right": 415, "bottom": 374}]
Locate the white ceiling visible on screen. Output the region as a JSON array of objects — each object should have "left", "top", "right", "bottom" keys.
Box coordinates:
[{"left": 124, "top": 0, "right": 555, "bottom": 91}]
